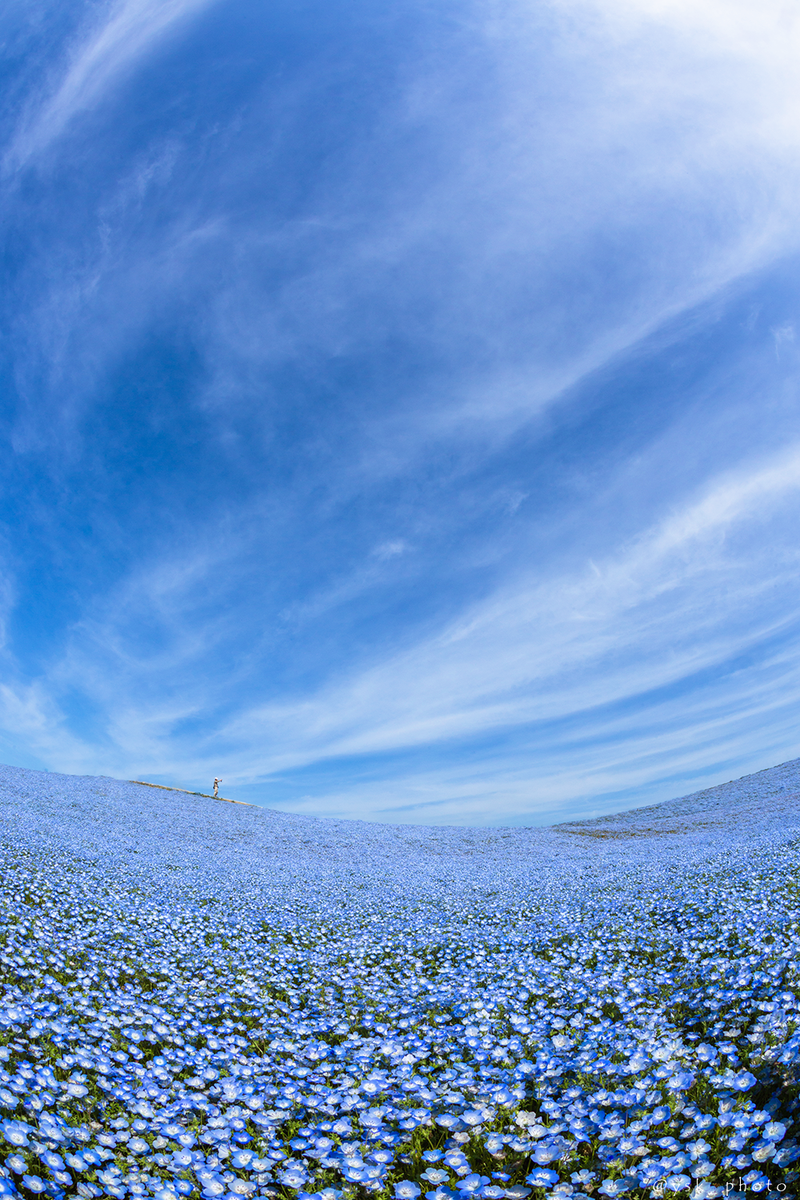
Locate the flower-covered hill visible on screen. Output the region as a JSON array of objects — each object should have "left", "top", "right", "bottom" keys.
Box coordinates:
[{"left": 1, "top": 762, "right": 800, "bottom": 1200}]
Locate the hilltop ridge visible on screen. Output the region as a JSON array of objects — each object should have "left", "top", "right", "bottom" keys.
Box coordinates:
[
  {"left": 2, "top": 754, "right": 799, "bottom": 841},
  {"left": 1, "top": 754, "right": 800, "bottom": 1196},
  {"left": 556, "top": 755, "right": 800, "bottom": 840}
]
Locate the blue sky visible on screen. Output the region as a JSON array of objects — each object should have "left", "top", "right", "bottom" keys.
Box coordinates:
[{"left": 1, "top": 0, "right": 800, "bottom": 824}]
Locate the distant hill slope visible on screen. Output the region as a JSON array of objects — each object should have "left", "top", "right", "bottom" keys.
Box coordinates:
[
  {"left": 2, "top": 756, "right": 800, "bottom": 1195},
  {"left": 555, "top": 756, "right": 800, "bottom": 840},
  {"left": 0, "top": 756, "right": 799, "bottom": 873}
]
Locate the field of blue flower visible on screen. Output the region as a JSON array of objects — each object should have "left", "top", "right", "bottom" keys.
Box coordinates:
[{"left": 1, "top": 762, "right": 799, "bottom": 1200}]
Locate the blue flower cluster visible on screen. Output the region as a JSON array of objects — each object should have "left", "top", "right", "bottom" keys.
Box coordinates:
[{"left": 0, "top": 762, "right": 799, "bottom": 1200}]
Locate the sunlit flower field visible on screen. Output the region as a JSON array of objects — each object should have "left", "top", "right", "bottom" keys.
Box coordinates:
[{"left": 1, "top": 762, "right": 799, "bottom": 1200}]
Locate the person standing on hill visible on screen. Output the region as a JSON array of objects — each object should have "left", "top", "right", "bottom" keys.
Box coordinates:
[{"left": 213, "top": 778, "right": 221, "bottom": 798}]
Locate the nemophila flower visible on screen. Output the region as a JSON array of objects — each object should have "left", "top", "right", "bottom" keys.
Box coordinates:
[
  {"left": 526, "top": 1170, "right": 559, "bottom": 1188},
  {"left": 598, "top": 1180, "right": 629, "bottom": 1197},
  {"left": 21, "top": 1175, "right": 46, "bottom": 1194},
  {"left": 39, "top": 1150, "right": 65, "bottom": 1171},
  {"left": 638, "top": 1164, "right": 665, "bottom": 1187},
  {"left": 773, "top": 1143, "right": 799, "bottom": 1167},
  {"left": 2, "top": 766, "right": 800, "bottom": 1200},
  {"left": 395, "top": 1182, "right": 422, "bottom": 1198},
  {"left": 570, "top": 1171, "right": 595, "bottom": 1187},
  {"left": 742, "top": 1171, "right": 770, "bottom": 1192},
  {"left": 689, "top": 1184, "right": 722, "bottom": 1199},
  {"left": 458, "top": 1174, "right": 487, "bottom": 1194},
  {"left": 664, "top": 1174, "right": 691, "bottom": 1192},
  {"left": 0, "top": 1126, "right": 29, "bottom": 1149},
  {"left": 280, "top": 1168, "right": 308, "bottom": 1188},
  {"left": 532, "top": 1146, "right": 560, "bottom": 1165},
  {"left": 201, "top": 1180, "right": 226, "bottom": 1197}
]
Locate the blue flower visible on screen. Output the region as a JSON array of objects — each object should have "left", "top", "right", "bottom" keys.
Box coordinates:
[
  {"left": 741, "top": 1172, "right": 770, "bottom": 1193},
  {"left": 598, "top": 1180, "right": 630, "bottom": 1197},
  {"left": 202, "top": 1181, "right": 226, "bottom": 1197},
  {"left": 0, "top": 1125, "right": 29, "bottom": 1149},
  {"left": 21, "top": 1177, "right": 47, "bottom": 1195},
  {"left": 0, "top": 762, "right": 799, "bottom": 1200},
  {"left": 280, "top": 1168, "right": 309, "bottom": 1189},
  {"left": 395, "top": 1183, "right": 422, "bottom": 1199},
  {"left": 638, "top": 1168, "right": 665, "bottom": 1191},
  {"left": 570, "top": 1172, "right": 595, "bottom": 1186},
  {"left": 457, "top": 1175, "right": 486, "bottom": 1195},
  {"left": 525, "top": 1170, "right": 558, "bottom": 1188},
  {"left": 231, "top": 1149, "right": 255, "bottom": 1168},
  {"left": 532, "top": 1145, "right": 560, "bottom": 1165},
  {"left": 663, "top": 1175, "right": 691, "bottom": 1193}
]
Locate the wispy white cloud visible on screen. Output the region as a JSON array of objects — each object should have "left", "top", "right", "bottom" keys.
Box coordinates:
[
  {"left": 211, "top": 446, "right": 800, "bottom": 763},
  {"left": 7, "top": 0, "right": 800, "bottom": 464},
  {"left": 4, "top": 0, "right": 216, "bottom": 172},
  {"left": 373, "top": 541, "right": 409, "bottom": 561},
  {"left": 172, "top": 0, "right": 800, "bottom": 477},
  {"left": 6, "top": 436, "right": 798, "bottom": 818},
  {"left": 2, "top": 0, "right": 800, "bottom": 821}
]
